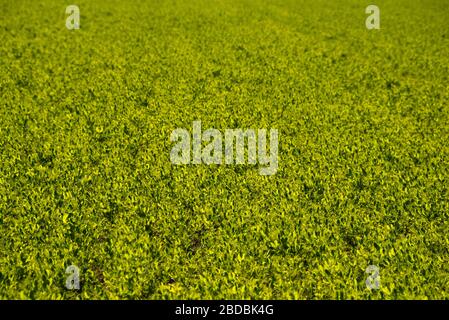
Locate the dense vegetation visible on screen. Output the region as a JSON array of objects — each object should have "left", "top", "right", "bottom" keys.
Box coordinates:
[{"left": 0, "top": 0, "right": 448, "bottom": 299}]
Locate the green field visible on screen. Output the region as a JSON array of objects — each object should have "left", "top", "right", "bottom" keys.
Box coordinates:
[{"left": 1, "top": 0, "right": 448, "bottom": 299}]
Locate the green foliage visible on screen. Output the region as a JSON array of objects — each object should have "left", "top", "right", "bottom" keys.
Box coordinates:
[{"left": 0, "top": 0, "right": 448, "bottom": 299}]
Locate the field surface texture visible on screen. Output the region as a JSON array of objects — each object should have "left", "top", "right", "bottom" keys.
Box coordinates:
[{"left": 1, "top": 0, "right": 448, "bottom": 299}]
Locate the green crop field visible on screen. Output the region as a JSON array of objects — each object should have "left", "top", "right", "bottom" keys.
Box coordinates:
[{"left": 0, "top": 0, "right": 448, "bottom": 300}]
